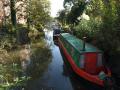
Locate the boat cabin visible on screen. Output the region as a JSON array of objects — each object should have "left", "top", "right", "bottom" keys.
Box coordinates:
[{"left": 59, "top": 33, "right": 104, "bottom": 75}]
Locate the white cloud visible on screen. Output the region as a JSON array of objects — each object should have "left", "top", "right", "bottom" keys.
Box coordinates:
[{"left": 50, "top": 0, "right": 64, "bottom": 17}]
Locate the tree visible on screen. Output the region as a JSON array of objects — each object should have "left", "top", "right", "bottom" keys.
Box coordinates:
[
  {"left": 29, "top": 0, "right": 51, "bottom": 31},
  {"left": 57, "top": 10, "right": 66, "bottom": 26},
  {"left": 10, "top": 0, "right": 16, "bottom": 29},
  {"left": 57, "top": 0, "right": 87, "bottom": 25}
]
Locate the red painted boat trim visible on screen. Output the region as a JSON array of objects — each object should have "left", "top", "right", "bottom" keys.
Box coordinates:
[{"left": 58, "top": 39, "right": 111, "bottom": 86}]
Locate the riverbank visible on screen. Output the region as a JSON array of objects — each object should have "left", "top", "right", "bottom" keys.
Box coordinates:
[{"left": 0, "top": 36, "right": 52, "bottom": 90}]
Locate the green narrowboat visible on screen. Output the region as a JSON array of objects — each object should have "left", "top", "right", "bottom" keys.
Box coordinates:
[{"left": 58, "top": 33, "right": 111, "bottom": 86}]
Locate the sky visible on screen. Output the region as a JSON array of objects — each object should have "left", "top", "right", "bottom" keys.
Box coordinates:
[{"left": 50, "top": 0, "right": 64, "bottom": 17}]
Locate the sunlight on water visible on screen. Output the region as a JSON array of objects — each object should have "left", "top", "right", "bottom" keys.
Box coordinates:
[{"left": 44, "top": 29, "right": 54, "bottom": 48}]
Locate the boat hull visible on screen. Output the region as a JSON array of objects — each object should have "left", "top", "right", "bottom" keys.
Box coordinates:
[{"left": 58, "top": 38, "right": 111, "bottom": 86}]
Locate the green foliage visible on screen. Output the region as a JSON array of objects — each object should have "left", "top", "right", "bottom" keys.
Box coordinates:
[
  {"left": 74, "top": 0, "right": 120, "bottom": 56},
  {"left": 66, "top": 2, "right": 87, "bottom": 24},
  {"left": 29, "top": 0, "right": 51, "bottom": 31},
  {"left": 0, "top": 49, "right": 28, "bottom": 90},
  {"left": 95, "top": 0, "right": 120, "bottom": 55},
  {"left": 57, "top": 10, "right": 66, "bottom": 26},
  {"left": 74, "top": 19, "right": 101, "bottom": 41},
  {"left": 57, "top": 0, "right": 87, "bottom": 26},
  {"left": 0, "top": 35, "right": 16, "bottom": 51},
  {"left": 63, "top": 0, "right": 73, "bottom": 6},
  {"left": 29, "top": 29, "right": 44, "bottom": 42}
]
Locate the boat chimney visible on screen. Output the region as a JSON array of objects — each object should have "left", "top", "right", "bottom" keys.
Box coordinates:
[{"left": 83, "top": 37, "right": 87, "bottom": 51}]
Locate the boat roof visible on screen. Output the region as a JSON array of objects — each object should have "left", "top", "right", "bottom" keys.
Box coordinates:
[{"left": 60, "top": 33, "right": 102, "bottom": 53}]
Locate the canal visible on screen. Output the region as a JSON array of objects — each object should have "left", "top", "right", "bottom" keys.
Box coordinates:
[{"left": 25, "top": 30, "right": 104, "bottom": 90}]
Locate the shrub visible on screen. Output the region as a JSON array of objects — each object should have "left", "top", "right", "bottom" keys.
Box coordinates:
[{"left": 74, "top": 19, "right": 101, "bottom": 42}]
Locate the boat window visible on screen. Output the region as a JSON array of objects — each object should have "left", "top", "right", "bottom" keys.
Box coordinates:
[
  {"left": 97, "top": 53, "right": 103, "bottom": 67},
  {"left": 79, "top": 54, "right": 85, "bottom": 68}
]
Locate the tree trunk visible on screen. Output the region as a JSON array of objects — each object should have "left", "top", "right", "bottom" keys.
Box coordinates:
[{"left": 10, "top": 0, "right": 16, "bottom": 28}]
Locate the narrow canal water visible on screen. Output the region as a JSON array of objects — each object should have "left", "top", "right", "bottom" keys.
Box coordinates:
[{"left": 25, "top": 30, "right": 104, "bottom": 90}]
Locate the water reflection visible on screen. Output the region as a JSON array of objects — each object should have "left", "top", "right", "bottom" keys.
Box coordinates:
[
  {"left": 44, "top": 29, "right": 54, "bottom": 48},
  {"left": 19, "top": 45, "right": 31, "bottom": 75}
]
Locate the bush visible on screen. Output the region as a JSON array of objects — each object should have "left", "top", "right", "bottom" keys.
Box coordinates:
[
  {"left": 0, "top": 35, "right": 17, "bottom": 51},
  {"left": 74, "top": 19, "right": 101, "bottom": 42}
]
